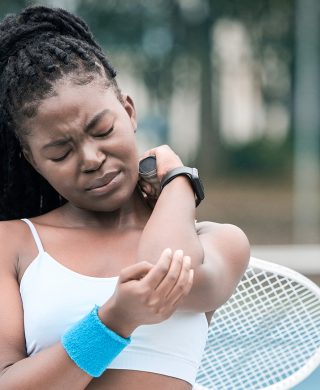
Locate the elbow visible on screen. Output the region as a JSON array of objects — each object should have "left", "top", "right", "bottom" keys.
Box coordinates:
[
  {"left": 213, "top": 224, "right": 251, "bottom": 308},
  {"left": 203, "top": 224, "right": 251, "bottom": 311},
  {"left": 223, "top": 223, "right": 251, "bottom": 279},
  {"left": 179, "top": 223, "right": 251, "bottom": 313}
]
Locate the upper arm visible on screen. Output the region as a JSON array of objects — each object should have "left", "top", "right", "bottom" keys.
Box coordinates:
[{"left": 0, "top": 222, "right": 26, "bottom": 374}]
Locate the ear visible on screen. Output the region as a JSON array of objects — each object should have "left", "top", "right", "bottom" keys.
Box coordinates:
[
  {"left": 22, "top": 147, "right": 41, "bottom": 174},
  {"left": 122, "top": 94, "right": 137, "bottom": 131}
]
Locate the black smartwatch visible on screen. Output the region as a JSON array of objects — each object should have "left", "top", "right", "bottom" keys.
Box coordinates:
[{"left": 160, "top": 167, "right": 205, "bottom": 206}]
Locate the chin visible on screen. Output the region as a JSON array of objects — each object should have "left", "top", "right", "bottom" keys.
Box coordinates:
[{"left": 84, "top": 188, "right": 136, "bottom": 212}]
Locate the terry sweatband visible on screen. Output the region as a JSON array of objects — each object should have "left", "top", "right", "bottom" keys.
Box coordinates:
[{"left": 61, "top": 305, "right": 131, "bottom": 377}]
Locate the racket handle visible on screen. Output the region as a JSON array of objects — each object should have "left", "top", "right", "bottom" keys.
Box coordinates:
[{"left": 139, "top": 156, "right": 161, "bottom": 194}]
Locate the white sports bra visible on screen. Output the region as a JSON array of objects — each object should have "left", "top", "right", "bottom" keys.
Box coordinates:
[{"left": 19, "top": 219, "right": 208, "bottom": 385}]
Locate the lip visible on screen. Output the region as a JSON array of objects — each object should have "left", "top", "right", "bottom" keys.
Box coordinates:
[{"left": 86, "top": 171, "right": 120, "bottom": 191}]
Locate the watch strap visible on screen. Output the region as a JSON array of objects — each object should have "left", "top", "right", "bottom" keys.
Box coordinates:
[{"left": 160, "top": 167, "right": 204, "bottom": 206}]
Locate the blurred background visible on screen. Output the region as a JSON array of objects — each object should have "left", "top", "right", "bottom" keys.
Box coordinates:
[
  {"left": 1, "top": 0, "right": 319, "bottom": 281},
  {"left": 1, "top": 1, "right": 320, "bottom": 387}
]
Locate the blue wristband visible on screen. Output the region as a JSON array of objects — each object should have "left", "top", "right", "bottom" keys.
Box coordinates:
[{"left": 61, "top": 305, "right": 131, "bottom": 377}]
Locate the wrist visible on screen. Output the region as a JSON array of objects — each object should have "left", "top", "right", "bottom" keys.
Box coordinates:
[
  {"left": 98, "top": 301, "right": 136, "bottom": 339},
  {"left": 160, "top": 166, "right": 205, "bottom": 207},
  {"left": 161, "top": 175, "right": 195, "bottom": 198},
  {"left": 61, "top": 305, "right": 131, "bottom": 377}
]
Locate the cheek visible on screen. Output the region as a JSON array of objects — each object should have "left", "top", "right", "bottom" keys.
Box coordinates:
[
  {"left": 121, "top": 148, "right": 139, "bottom": 182},
  {"left": 126, "top": 142, "right": 139, "bottom": 173},
  {"left": 113, "top": 130, "right": 139, "bottom": 164},
  {"left": 39, "top": 162, "right": 76, "bottom": 193},
  {"left": 117, "top": 140, "right": 139, "bottom": 184}
]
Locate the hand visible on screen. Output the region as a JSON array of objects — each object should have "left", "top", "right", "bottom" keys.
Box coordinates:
[
  {"left": 138, "top": 145, "right": 183, "bottom": 203},
  {"left": 99, "top": 248, "right": 194, "bottom": 337}
]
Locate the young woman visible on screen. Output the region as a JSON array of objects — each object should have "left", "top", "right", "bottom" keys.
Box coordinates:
[{"left": 0, "top": 6, "right": 250, "bottom": 389}]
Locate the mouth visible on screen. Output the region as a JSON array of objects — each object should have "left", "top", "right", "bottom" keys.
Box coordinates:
[{"left": 86, "top": 171, "right": 120, "bottom": 192}]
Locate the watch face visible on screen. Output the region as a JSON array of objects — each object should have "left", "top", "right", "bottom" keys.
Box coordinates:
[{"left": 139, "top": 156, "right": 157, "bottom": 175}]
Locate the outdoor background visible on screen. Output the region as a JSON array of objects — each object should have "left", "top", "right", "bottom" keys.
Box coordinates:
[
  {"left": 1, "top": 0, "right": 320, "bottom": 388},
  {"left": 3, "top": 0, "right": 319, "bottom": 277}
]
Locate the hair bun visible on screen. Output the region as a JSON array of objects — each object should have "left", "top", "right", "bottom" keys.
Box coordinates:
[
  {"left": 0, "top": 6, "right": 98, "bottom": 72},
  {"left": 20, "top": 6, "right": 92, "bottom": 42}
]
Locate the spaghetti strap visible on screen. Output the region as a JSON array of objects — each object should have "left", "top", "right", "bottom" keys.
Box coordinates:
[{"left": 21, "top": 218, "right": 45, "bottom": 254}]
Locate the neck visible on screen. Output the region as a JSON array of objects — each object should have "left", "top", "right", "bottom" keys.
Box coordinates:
[{"left": 58, "top": 187, "right": 152, "bottom": 230}]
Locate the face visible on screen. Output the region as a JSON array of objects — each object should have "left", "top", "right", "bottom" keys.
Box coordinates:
[{"left": 23, "top": 78, "right": 139, "bottom": 212}]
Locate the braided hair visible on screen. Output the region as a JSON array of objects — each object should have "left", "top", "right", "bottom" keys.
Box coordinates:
[{"left": 0, "top": 6, "right": 121, "bottom": 220}]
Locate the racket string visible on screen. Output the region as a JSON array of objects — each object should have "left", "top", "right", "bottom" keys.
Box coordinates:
[{"left": 196, "top": 264, "right": 320, "bottom": 389}]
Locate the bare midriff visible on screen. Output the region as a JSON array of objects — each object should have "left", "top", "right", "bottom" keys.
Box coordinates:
[{"left": 86, "top": 370, "right": 192, "bottom": 390}]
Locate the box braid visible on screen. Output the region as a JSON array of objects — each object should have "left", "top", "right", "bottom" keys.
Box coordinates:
[{"left": 0, "top": 6, "right": 121, "bottom": 220}]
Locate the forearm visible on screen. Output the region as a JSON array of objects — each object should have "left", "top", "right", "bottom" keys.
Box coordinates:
[
  {"left": 0, "top": 305, "right": 132, "bottom": 390},
  {"left": 137, "top": 176, "right": 204, "bottom": 267},
  {"left": 0, "top": 342, "right": 92, "bottom": 390},
  {"left": 136, "top": 147, "right": 249, "bottom": 314}
]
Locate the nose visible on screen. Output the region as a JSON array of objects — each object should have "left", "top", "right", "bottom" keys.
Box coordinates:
[{"left": 80, "top": 141, "right": 106, "bottom": 173}]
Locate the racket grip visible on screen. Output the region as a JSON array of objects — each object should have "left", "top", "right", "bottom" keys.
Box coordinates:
[{"left": 139, "top": 156, "right": 161, "bottom": 194}]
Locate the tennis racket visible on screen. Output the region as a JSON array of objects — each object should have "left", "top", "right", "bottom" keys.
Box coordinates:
[{"left": 195, "top": 257, "right": 320, "bottom": 390}]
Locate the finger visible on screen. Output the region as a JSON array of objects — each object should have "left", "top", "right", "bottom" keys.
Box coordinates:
[
  {"left": 151, "top": 185, "right": 160, "bottom": 197},
  {"left": 140, "top": 146, "right": 173, "bottom": 162},
  {"left": 165, "top": 256, "right": 193, "bottom": 304},
  {"left": 138, "top": 180, "right": 153, "bottom": 195},
  {"left": 141, "top": 248, "right": 172, "bottom": 289},
  {"left": 155, "top": 249, "right": 183, "bottom": 296},
  {"left": 170, "top": 269, "right": 194, "bottom": 307},
  {"left": 140, "top": 149, "right": 157, "bottom": 159},
  {"left": 119, "top": 261, "right": 153, "bottom": 283}
]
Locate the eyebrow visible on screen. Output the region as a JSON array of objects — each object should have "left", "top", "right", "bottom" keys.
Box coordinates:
[
  {"left": 42, "top": 138, "right": 71, "bottom": 150},
  {"left": 84, "top": 109, "right": 111, "bottom": 133},
  {"left": 42, "top": 109, "right": 111, "bottom": 150}
]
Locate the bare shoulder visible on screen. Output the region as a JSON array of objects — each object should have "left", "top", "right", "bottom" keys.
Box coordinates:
[
  {"left": 196, "top": 220, "right": 251, "bottom": 275},
  {"left": 0, "top": 219, "right": 30, "bottom": 269},
  {"left": 0, "top": 220, "right": 28, "bottom": 369},
  {"left": 0, "top": 220, "right": 20, "bottom": 254}
]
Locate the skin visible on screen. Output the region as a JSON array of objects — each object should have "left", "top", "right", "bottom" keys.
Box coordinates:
[{"left": 0, "top": 76, "right": 250, "bottom": 389}]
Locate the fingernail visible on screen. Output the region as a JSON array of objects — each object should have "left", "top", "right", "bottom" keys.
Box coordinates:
[
  {"left": 165, "top": 248, "right": 172, "bottom": 256},
  {"left": 184, "top": 256, "right": 191, "bottom": 266},
  {"left": 175, "top": 249, "right": 183, "bottom": 258}
]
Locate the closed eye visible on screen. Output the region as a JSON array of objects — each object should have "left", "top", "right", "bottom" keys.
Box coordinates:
[
  {"left": 93, "top": 126, "right": 114, "bottom": 138},
  {"left": 51, "top": 150, "right": 71, "bottom": 162}
]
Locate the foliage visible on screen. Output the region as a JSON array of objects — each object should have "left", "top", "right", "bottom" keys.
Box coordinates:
[
  {"left": 0, "top": 0, "right": 294, "bottom": 177},
  {"left": 225, "top": 137, "right": 292, "bottom": 175}
]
